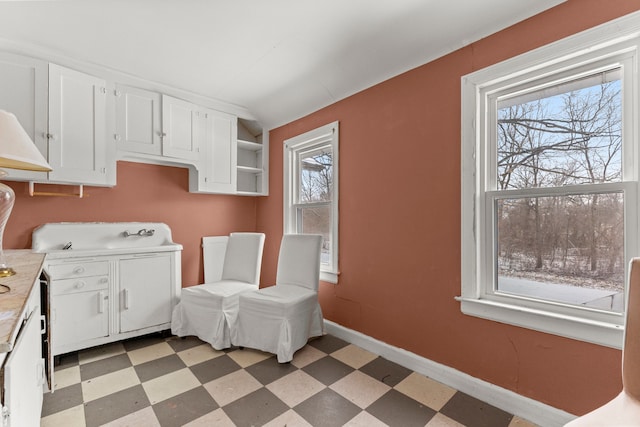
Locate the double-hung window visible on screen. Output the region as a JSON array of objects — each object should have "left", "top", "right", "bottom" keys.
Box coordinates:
[
  {"left": 460, "top": 16, "right": 640, "bottom": 348},
  {"left": 284, "top": 121, "right": 339, "bottom": 283}
]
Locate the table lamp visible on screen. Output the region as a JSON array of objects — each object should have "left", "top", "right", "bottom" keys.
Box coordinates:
[{"left": 0, "top": 110, "right": 52, "bottom": 277}]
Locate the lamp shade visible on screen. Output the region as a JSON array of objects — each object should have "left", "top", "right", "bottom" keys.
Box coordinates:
[{"left": 0, "top": 110, "right": 51, "bottom": 172}]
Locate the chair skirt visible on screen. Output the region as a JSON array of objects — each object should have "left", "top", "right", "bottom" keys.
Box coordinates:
[
  {"left": 171, "top": 281, "right": 256, "bottom": 350},
  {"left": 564, "top": 391, "right": 640, "bottom": 426},
  {"left": 233, "top": 285, "right": 324, "bottom": 363}
]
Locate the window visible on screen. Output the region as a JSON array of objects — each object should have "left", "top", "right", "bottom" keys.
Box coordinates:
[
  {"left": 284, "top": 121, "right": 339, "bottom": 283},
  {"left": 460, "top": 17, "right": 640, "bottom": 348}
]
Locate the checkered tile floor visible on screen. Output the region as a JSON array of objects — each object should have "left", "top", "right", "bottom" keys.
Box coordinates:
[{"left": 41, "top": 333, "right": 537, "bottom": 427}]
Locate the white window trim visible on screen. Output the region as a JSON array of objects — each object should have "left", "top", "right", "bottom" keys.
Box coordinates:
[
  {"left": 459, "top": 12, "right": 640, "bottom": 349},
  {"left": 284, "top": 121, "right": 339, "bottom": 284}
]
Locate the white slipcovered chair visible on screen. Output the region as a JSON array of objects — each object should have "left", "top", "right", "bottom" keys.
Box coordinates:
[
  {"left": 233, "top": 234, "right": 324, "bottom": 363},
  {"left": 171, "top": 232, "right": 265, "bottom": 350},
  {"left": 564, "top": 258, "right": 640, "bottom": 426}
]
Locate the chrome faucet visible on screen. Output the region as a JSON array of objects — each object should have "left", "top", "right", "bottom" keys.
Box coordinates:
[{"left": 123, "top": 229, "right": 155, "bottom": 237}]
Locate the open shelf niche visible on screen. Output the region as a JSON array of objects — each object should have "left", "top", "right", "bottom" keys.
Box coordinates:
[{"left": 237, "top": 118, "right": 268, "bottom": 195}]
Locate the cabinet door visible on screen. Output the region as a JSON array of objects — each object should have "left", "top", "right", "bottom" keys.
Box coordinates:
[
  {"left": 0, "top": 52, "right": 48, "bottom": 182},
  {"left": 115, "top": 84, "right": 162, "bottom": 155},
  {"left": 197, "top": 109, "right": 237, "bottom": 193},
  {"left": 161, "top": 95, "right": 199, "bottom": 161},
  {"left": 4, "top": 311, "right": 44, "bottom": 427},
  {"left": 48, "top": 63, "right": 108, "bottom": 185},
  {"left": 51, "top": 286, "right": 109, "bottom": 354},
  {"left": 119, "top": 254, "right": 172, "bottom": 333}
]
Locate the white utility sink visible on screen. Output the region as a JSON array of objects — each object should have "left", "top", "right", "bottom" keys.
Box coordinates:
[{"left": 32, "top": 222, "right": 183, "bottom": 258}]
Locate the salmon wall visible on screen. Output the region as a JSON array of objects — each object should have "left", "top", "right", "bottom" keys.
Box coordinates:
[
  {"left": 5, "top": 161, "right": 258, "bottom": 287},
  {"left": 257, "top": 0, "right": 640, "bottom": 416}
]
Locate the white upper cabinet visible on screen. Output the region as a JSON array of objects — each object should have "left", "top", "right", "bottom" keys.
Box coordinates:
[
  {"left": 0, "top": 50, "right": 267, "bottom": 194},
  {"left": 190, "top": 109, "right": 237, "bottom": 194},
  {"left": 161, "top": 95, "right": 200, "bottom": 161},
  {"left": 0, "top": 56, "right": 113, "bottom": 186},
  {"left": 0, "top": 52, "right": 48, "bottom": 182},
  {"left": 48, "top": 64, "right": 109, "bottom": 185},
  {"left": 114, "top": 84, "right": 162, "bottom": 156}
]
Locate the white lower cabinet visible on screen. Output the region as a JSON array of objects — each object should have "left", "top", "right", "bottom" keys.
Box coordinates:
[
  {"left": 46, "top": 250, "right": 181, "bottom": 362},
  {"left": 119, "top": 254, "right": 172, "bottom": 333},
  {"left": 0, "top": 251, "right": 47, "bottom": 427},
  {"left": 51, "top": 278, "right": 109, "bottom": 349},
  {"left": 4, "top": 309, "right": 44, "bottom": 427}
]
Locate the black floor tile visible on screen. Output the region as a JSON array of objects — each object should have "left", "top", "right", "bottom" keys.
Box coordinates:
[
  {"left": 222, "top": 387, "right": 289, "bottom": 427},
  {"left": 308, "top": 334, "right": 350, "bottom": 354},
  {"left": 41, "top": 383, "right": 83, "bottom": 417},
  {"left": 83, "top": 384, "right": 150, "bottom": 427},
  {"left": 189, "top": 354, "right": 241, "bottom": 384},
  {"left": 360, "top": 356, "right": 413, "bottom": 386},
  {"left": 245, "top": 356, "right": 299, "bottom": 385},
  {"left": 134, "top": 354, "right": 187, "bottom": 382},
  {"left": 80, "top": 353, "right": 132, "bottom": 381},
  {"left": 302, "top": 355, "right": 355, "bottom": 386},
  {"left": 367, "top": 389, "right": 437, "bottom": 427},
  {"left": 152, "top": 385, "right": 219, "bottom": 427},
  {"left": 166, "top": 335, "right": 206, "bottom": 353},
  {"left": 294, "top": 388, "right": 361, "bottom": 427},
  {"left": 440, "top": 391, "right": 514, "bottom": 427}
]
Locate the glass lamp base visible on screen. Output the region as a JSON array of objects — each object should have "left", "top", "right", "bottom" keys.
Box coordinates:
[
  {"left": 0, "top": 266, "right": 15, "bottom": 277},
  {"left": 0, "top": 178, "right": 15, "bottom": 279}
]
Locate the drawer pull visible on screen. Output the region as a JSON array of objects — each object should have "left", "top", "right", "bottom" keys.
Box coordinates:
[
  {"left": 73, "top": 266, "right": 85, "bottom": 275},
  {"left": 99, "top": 277, "right": 108, "bottom": 284},
  {"left": 74, "top": 281, "right": 86, "bottom": 289}
]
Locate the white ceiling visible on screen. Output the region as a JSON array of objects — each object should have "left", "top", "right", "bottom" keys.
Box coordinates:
[{"left": 0, "top": 0, "right": 565, "bottom": 128}]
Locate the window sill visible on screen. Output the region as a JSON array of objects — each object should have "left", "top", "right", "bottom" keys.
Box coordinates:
[
  {"left": 321, "top": 270, "right": 338, "bottom": 284},
  {"left": 456, "top": 297, "right": 623, "bottom": 349}
]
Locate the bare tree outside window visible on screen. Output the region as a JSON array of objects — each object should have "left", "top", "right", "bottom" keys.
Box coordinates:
[
  {"left": 297, "top": 149, "right": 333, "bottom": 265},
  {"left": 300, "top": 150, "right": 332, "bottom": 202},
  {"left": 495, "top": 70, "right": 624, "bottom": 311}
]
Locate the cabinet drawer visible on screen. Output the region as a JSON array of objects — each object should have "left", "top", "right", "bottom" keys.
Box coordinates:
[
  {"left": 47, "top": 261, "right": 109, "bottom": 279},
  {"left": 51, "top": 275, "right": 109, "bottom": 296}
]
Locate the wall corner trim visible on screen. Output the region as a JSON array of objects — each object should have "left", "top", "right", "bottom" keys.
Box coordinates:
[{"left": 323, "top": 320, "right": 576, "bottom": 426}]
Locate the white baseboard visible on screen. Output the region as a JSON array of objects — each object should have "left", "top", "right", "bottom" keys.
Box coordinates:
[{"left": 324, "top": 320, "right": 576, "bottom": 427}]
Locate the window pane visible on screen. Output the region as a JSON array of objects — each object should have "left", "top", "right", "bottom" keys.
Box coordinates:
[
  {"left": 496, "top": 193, "right": 624, "bottom": 312},
  {"left": 297, "top": 205, "right": 331, "bottom": 265},
  {"left": 299, "top": 148, "right": 332, "bottom": 203},
  {"left": 497, "top": 70, "right": 622, "bottom": 190}
]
